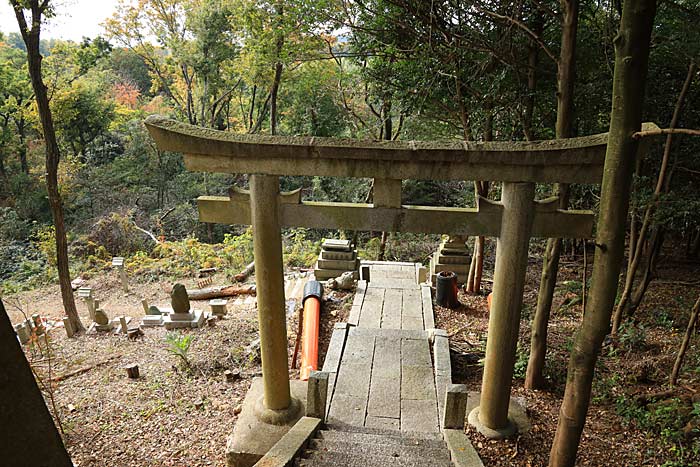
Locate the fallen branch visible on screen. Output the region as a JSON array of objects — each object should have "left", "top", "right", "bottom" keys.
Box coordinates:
[
  {"left": 633, "top": 128, "right": 700, "bottom": 139},
  {"left": 186, "top": 285, "right": 256, "bottom": 301},
  {"left": 51, "top": 355, "right": 121, "bottom": 383},
  {"left": 234, "top": 261, "right": 255, "bottom": 282},
  {"left": 670, "top": 296, "right": 700, "bottom": 386},
  {"left": 132, "top": 222, "right": 161, "bottom": 244}
]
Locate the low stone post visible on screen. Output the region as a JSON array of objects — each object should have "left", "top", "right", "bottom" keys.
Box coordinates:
[
  {"left": 112, "top": 257, "right": 129, "bottom": 293},
  {"left": 119, "top": 316, "right": 128, "bottom": 334},
  {"left": 443, "top": 384, "right": 469, "bottom": 429},
  {"left": 471, "top": 182, "right": 535, "bottom": 437},
  {"left": 62, "top": 317, "right": 74, "bottom": 338},
  {"left": 250, "top": 174, "right": 296, "bottom": 418},
  {"left": 78, "top": 287, "right": 96, "bottom": 322},
  {"left": 306, "top": 371, "right": 329, "bottom": 421}
]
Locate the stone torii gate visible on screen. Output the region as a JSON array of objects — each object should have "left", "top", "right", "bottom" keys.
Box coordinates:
[{"left": 145, "top": 116, "right": 643, "bottom": 446}]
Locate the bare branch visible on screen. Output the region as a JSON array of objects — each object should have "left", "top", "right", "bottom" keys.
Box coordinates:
[
  {"left": 474, "top": 6, "right": 559, "bottom": 64},
  {"left": 633, "top": 128, "right": 700, "bottom": 139}
]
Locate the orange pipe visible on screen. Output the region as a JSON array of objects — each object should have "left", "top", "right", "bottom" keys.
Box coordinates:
[{"left": 300, "top": 296, "right": 321, "bottom": 381}]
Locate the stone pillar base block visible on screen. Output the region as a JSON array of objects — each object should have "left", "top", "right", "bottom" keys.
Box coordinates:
[
  {"left": 254, "top": 394, "right": 302, "bottom": 425},
  {"left": 466, "top": 392, "right": 530, "bottom": 440},
  {"left": 226, "top": 377, "right": 308, "bottom": 467}
]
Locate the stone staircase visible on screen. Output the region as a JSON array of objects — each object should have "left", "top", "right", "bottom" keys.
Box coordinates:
[{"left": 295, "top": 424, "right": 452, "bottom": 467}]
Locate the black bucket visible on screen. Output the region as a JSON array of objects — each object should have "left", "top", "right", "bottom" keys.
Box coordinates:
[{"left": 436, "top": 271, "right": 460, "bottom": 309}]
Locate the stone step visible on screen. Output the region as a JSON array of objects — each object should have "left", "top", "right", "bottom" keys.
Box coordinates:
[
  {"left": 316, "top": 430, "right": 446, "bottom": 450},
  {"left": 320, "top": 249, "right": 357, "bottom": 261},
  {"left": 322, "top": 239, "right": 352, "bottom": 251},
  {"left": 432, "top": 263, "right": 470, "bottom": 274},
  {"left": 297, "top": 450, "right": 451, "bottom": 467},
  {"left": 324, "top": 422, "right": 443, "bottom": 442},
  {"left": 436, "top": 254, "right": 471, "bottom": 264},
  {"left": 308, "top": 438, "right": 450, "bottom": 460},
  {"left": 439, "top": 248, "right": 470, "bottom": 256},
  {"left": 316, "top": 258, "right": 359, "bottom": 270},
  {"left": 313, "top": 267, "right": 360, "bottom": 280}
]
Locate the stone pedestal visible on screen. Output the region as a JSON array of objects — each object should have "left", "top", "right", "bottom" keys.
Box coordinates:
[
  {"left": 430, "top": 238, "right": 470, "bottom": 285},
  {"left": 162, "top": 307, "right": 206, "bottom": 330},
  {"left": 226, "top": 377, "right": 308, "bottom": 467},
  {"left": 314, "top": 239, "right": 359, "bottom": 280},
  {"left": 142, "top": 314, "right": 164, "bottom": 327},
  {"left": 14, "top": 323, "right": 30, "bottom": 344},
  {"left": 209, "top": 299, "right": 228, "bottom": 318}
]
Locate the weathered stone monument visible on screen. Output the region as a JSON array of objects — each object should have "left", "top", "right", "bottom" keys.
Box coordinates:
[
  {"left": 92, "top": 300, "right": 114, "bottom": 332},
  {"left": 314, "top": 239, "right": 359, "bottom": 280},
  {"left": 13, "top": 322, "right": 31, "bottom": 344},
  {"left": 78, "top": 286, "right": 96, "bottom": 322},
  {"left": 209, "top": 299, "right": 228, "bottom": 318},
  {"left": 430, "top": 236, "right": 470, "bottom": 285},
  {"left": 162, "top": 283, "right": 206, "bottom": 330},
  {"left": 112, "top": 256, "right": 129, "bottom": 293}
]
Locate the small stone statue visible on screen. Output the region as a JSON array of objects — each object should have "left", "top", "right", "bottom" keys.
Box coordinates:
[
  {"left": 94, "top": 307, "right": 110, "bottom": 325},
  {"left": 328, "top": 271, "right": 356, "bottom": 290},
  {"left": 171, "top": 283, "right": 191, "bottom": 314}
]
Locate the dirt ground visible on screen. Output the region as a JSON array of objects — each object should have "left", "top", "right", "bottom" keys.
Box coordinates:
[
  {"left": 436, "top": 251, "right": 700, "bottom": 467},
  {"left": 5, "top": 248, "right": 700, "bottom": 466},
  {"left": 6, "top": 271, "right": 350, "bottom": 467}
]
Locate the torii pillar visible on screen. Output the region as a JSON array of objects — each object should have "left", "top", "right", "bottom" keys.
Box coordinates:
[
  {"left": 225, "top": 175, "right": 303, "bottom": 467},
  {"left": 468, "top": 182, "right": 536, "bottom": 438}
]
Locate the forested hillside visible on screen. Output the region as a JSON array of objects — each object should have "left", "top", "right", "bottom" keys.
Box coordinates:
[{"left": 1, "top": 1, "right": 698, "bottom": 290}]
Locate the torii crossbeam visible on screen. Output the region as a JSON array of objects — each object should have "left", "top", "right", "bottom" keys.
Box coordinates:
[{"left": 145, "top": 116, "right": 654, "bottom": 442}]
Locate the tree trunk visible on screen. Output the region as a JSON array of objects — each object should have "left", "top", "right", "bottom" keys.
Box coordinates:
[
  {"left": 269, "top": 2, "right": 284, "bottom": 136},
  {"left": 0, "top": 299, "right": 73, "bottom": 466},
  {"left": 628, "top": 227, "right": 664, "bottom": 314},
  {"left": 270, "top": 60, "right": 283, "bottom": 135},
  {"left": 692, "top": 229, "right": 700, "bottom": 258},
  {"left": 669, "top": 296, "right": 700, "bottom": 386},
  {"left": 467, "top": 103, "right": 493, "bottom": 294},
  {"left": 13, "top": 1, "right": 84, "bottom": 333},
  {"left": 549, "top": 1, "right": 656, "bottom": 465},
  {"left": 18, "top": 116, "right": 29, "bottom": 174},
  {"left": 526, "top": 0, "right": 579, "bottom": 390},
  {"left": 611, "top": 60, "right": 696, "bottom": 335},
  {"left": 378, "top": 231, "right": 388, "bottom": 261},
  {"left": 522, "top": 13, "right": 544, "bottom": 142}
]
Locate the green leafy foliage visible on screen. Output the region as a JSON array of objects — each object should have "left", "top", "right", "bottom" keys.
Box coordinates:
[{"left": 165, "top": 332, "right": 194, "bottom": 369}]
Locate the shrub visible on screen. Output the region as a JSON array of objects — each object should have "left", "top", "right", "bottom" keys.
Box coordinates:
[
  {"left": 87, "top": 211, "right": 151, "bottom": 256},
  {"left": 0, "top": 207, "right": 31, "bottom": 241}
]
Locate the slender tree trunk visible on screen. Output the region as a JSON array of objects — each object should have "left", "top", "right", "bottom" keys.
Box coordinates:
[
  {"left": 611, "top": 61, "right": 696, "bottom": 334},
  {"left": 526, "top": 0, "right": 579, "bottom": 390},
  {"left": 0, "top": 158, "right": 6, "bottom": 182},
  {"left": 628, "top": 227, "right": 664, "bottom": 314},
  {"left": 269, "top": 2, "right": 284, "bottom": 136},
  {"left": 549, "top": 1, "right": 656, "bottom": 464},
  {"left": 522, "top": 14, "right": 544, "bottom": 142},
  {"left": 13, "top": 1, "right": 84, "bottom": 333},
  {"left": 467, "top": 104, "right": 493, "bottom": 294},
  {"left": 18, "top": 117, "right": 29, "bottom": 174},
  {"left": 377, "top": 98, "right": 394, "bottom": 261},
  {"left": 270, "top": 61, "right": 283, "bottom": 135},
  {"left": 692, "top": 229, "right": 700, "bottom": 257},
  {"left": 670, "top": 296, "right": 700, "bottom": 386}
]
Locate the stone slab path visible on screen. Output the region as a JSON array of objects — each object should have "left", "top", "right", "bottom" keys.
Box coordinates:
[{"left": 324, "top": 261, "right": 441, "bottom": 434}]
